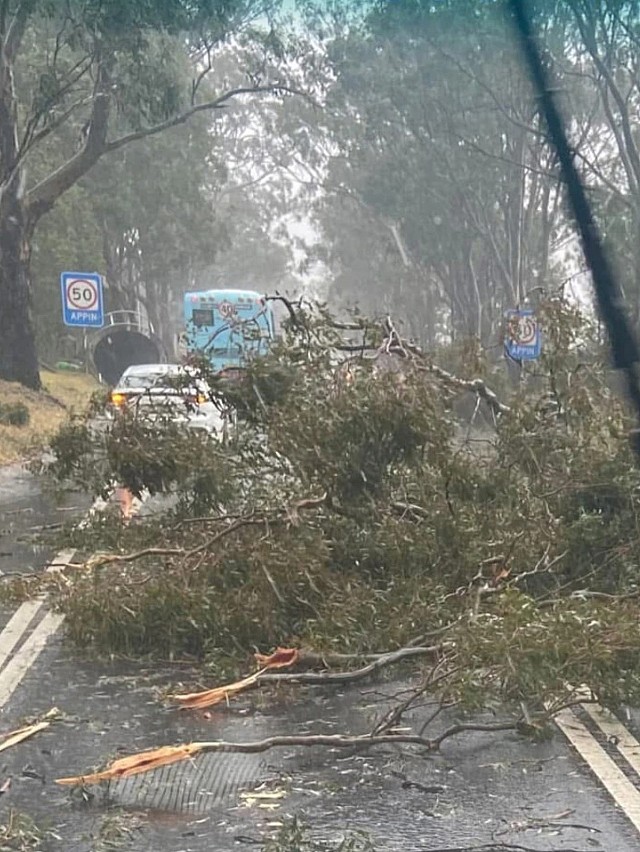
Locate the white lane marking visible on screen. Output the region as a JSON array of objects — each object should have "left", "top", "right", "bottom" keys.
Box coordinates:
[
  {"left": 555, "top": 707, "right": 640, "bottom": 832},
  {"left": 0, "top": 491, "right": 148, "bottom": 708},
  {"left": 581, "top": 702, "right": 640, "bottom": 779},
  {"left": 0, "top": 548, "right": 75, "bottom": 675},
  {"left": 0, "top": 600, "right": 43, "bottom": 671},
  {"left": 0, "top": 612, "right": 65, "bottom": 707},
  {"left": 0, "top": 490, "right": 117, "bottom": 675}
]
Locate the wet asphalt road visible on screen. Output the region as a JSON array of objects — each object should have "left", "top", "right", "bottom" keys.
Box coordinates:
[
  {"left": 0, "top": 465, "right": 639, "bottom": 851},
  {"left": 0, "top": 464, "right": 90, "bottom": 582}
]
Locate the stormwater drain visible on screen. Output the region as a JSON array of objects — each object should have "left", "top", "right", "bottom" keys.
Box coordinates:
[{"left": 110, "top": 752, "right": 273, "bottom": 814}]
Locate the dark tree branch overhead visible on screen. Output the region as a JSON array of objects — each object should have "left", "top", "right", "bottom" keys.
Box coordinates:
[
  {"left": 105, "top": 83, "right": 311, "bottom": 154},
  {"left": 18, "top": 55, "right": 94, "bottom": 159},
  {"left": 0, "top": 0, "right": 10, "bottom": 39},
  {"left": 25, "top": 52, "right": 114, "bottom": 222}
]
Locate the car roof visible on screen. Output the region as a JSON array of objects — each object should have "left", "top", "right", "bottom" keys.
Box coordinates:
[{"left": 121, "top": 363, "right": 182, "bottom": 375}]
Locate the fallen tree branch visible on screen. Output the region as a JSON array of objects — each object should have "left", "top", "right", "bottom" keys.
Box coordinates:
[
  {"left": 56, "top": 718, "right": 521, "bottom": 786},
  {"left": 172, "top": 645, "right": 448, "bottom": 709},
  {"left": 370, "top": 315, "right": 511, "bottom": 417},
  {"left": 256, "top": 645, "right": 445, "bottom": 684},
  {"left": 61, "top": 494, "right": 328, "bottom": 571},
  {"left": 423, "top": 363, "right": 511, "bottom": 417}
]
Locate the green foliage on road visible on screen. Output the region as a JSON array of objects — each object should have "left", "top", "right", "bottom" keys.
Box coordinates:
[
  {"left": 15, "top": 299, "right": 640, "bottom": 725},
  {"left": 263, "top": 818, "right": 377, "bottom": 852},
  {"left": 0, "top": 811, "right": 44, "bottom": 851}
]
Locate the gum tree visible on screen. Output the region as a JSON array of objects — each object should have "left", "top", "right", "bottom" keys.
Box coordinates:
[{"left": 0, "top": 0, "right": 294, "bottom": 388}]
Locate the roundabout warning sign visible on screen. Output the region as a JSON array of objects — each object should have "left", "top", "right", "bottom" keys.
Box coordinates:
[
  {"left": 504, "top": 308, "right": 541, "bottom": 361},
  {"left": 60, "top": 272, "right": 104, "bottom": 328}
]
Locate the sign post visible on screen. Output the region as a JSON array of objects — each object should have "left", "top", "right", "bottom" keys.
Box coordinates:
[
  {"left": 504, "top": 308, "right": 542, "bottom": 361},
  {"left": 60, "top": 272, "right": 104, "bottom": 328}
]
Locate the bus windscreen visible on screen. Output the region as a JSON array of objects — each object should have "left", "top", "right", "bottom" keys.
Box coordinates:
[{"left": 192, "top": 309, "right": 213, "bottom": 327}]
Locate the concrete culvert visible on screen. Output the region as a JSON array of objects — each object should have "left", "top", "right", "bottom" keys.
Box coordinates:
[{"left": 93, "top": 330, "right": 163, "bottom": 386}]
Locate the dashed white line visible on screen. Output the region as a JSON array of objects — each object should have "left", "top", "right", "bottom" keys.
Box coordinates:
[
  {"left": 0, "top": 546, "right": 76, "bottom": 709},
  {"left": 0, "top": 611, "right": 65, "bottom": 707},
  {"left": 0, "top": 599, "right": 43, "bottom": 670}
]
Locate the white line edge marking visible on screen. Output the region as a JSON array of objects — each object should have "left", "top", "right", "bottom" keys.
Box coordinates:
[
  {"left": 555, "top": 707, "right": 640, "bottom": 833},
  {"left": 0, "top": 547, "right": 75, "bottom": 677},
  {"left": 0, "top": 488, "right": 148, "bottom": 708}
]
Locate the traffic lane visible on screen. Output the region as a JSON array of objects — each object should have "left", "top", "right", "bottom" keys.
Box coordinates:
[
  {"left": 1, "top": 652, "right": 639, "bottom": 851},
  {"left": 0, "top": 641, "right": 289, "bottom": 851},
  {"left": 0, "top": 464, "right": 90, "bottom": 582}
]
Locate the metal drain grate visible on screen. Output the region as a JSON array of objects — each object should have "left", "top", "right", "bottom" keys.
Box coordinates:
[{"left": 109, "top": 752, "right": 270, "bottom": 814}]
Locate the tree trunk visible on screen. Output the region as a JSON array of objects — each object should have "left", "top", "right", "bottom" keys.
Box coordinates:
[{"left": 0, "top": 194, "right": 40, "bottom": 389}]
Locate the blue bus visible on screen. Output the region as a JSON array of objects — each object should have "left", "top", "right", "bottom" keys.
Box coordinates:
[{"left": 182, "top": 289, "right": 276, "bottom": 374}]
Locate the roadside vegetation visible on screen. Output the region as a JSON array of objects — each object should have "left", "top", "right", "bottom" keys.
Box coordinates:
[
  {"left": 6, "top": 297, "right": 640, "bottom": 758},
  {"left": 0, "top": 370, "right": 98, "bottom": 466}
]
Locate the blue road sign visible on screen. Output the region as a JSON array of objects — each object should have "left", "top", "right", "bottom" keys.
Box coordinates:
[
  {"left": 60, "top": 272, "right": 104, "bottom": 328},
  {"left": 504, "top": 308, "right": 542, "bottom": 361}
]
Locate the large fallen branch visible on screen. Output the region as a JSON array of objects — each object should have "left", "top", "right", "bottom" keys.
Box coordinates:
[
  {"left": 56, "top": 720, "right": 520, "bottom": 786},
  {"left": 59, "top": 494, "right": 328, "bottom": 572},
  {"left": 171, "top": 644, "right": 446, "bottom": 710},
  {"left": 372, "top": 316, "right": 510, "bottom": 418},
  {"left": 424, "top": 362, "right": 511, "bottom": 417}
]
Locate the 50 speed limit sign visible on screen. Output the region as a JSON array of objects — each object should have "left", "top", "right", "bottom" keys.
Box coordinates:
[
  {"left": 504, "top": 308, "right": 542, "bottom": 361},
  {"left": 60, "top": 272, "right": 104, "bottom": 328}
]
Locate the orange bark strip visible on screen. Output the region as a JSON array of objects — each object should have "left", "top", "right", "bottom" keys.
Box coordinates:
[
  {"left": 254, "top": 647, "right": 299, "bottom": 669},
  {"left": 171, "top": 648, "right": 299, "bottom": 712},
  {"left": 56, "top": 743, "right": 203, "bottom": 786},
  {"left": 172, "top": 671, "right": 261, "bottom": 710}
]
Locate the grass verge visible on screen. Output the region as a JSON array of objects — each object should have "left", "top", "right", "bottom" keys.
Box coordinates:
[{"left": 0, "top": 369, "right": 99, "bottom": 466}]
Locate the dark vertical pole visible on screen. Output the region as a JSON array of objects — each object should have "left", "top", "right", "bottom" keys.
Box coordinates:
[{"left": 507, "top": 0, "right": 640, "bottom": 459}]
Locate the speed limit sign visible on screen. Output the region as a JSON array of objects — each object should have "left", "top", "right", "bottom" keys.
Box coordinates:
[
  {"left": 60, "top": 272, "right": 104, "bottom": 327},
  {"left": 504, "top": 308, "right": 542, "bottom": 361}
]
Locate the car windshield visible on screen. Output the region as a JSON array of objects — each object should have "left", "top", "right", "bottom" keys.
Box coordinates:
[{"left": 119, "top": 372, "right": 175, "bottom": 389}]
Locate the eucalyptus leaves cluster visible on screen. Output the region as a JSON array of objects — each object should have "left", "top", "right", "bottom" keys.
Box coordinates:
[{"left": 28, "top": 299, "right": 640, "bottom": 712}]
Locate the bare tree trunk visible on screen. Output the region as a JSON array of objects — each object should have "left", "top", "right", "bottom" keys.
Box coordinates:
[{"left": 0, "top": 190, "right": 40, "bottom": 388}]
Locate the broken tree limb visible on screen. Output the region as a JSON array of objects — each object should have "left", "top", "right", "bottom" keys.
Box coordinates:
[
  {"left": 369, "top": 315, "right": 510, "bottom": 418},
  {"left": 254, "top": 645, "right": 445, "bottom": 685},
  {"left": 171, "top": 645, "right": 446, "bottom": 710},
  {"left": 59, "top": 494, "right": 328, "bottom": 572},
  {"left": 0, "top": 722, "right": 50, "bottom": 754},
  {"left": 423, "top": 363, "right": 511, "bottom": 417},
  {"left": 0, "top": 707, "right": 60, "bottom": 754},
  {"left": 56, "top": 719, "right": 520, "bottom": 787}
]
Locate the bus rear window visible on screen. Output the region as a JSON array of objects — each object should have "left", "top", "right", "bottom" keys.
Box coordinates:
[{"left": 192, "top": 309, "right": 213, "bottom": 327}]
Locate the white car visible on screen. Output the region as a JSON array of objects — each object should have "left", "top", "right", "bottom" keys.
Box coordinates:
[{"left": 106, "top": 363, "right": 232, "bottom": 437}]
